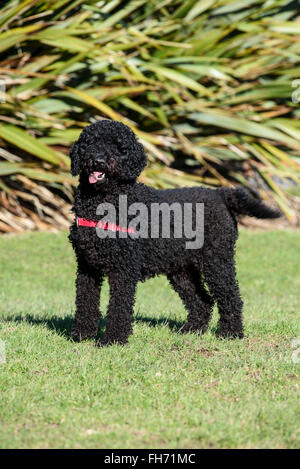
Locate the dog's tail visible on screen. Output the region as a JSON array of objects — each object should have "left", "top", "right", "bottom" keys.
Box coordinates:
[{"left": 219, "top": 187, "right": 281, "bottom": 219}]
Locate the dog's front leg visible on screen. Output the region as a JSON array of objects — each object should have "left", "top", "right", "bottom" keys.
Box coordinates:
[
  {"left": 71, "top": 259, "right": 102, "bottom": 342},
  {"left": 97, "top": 272, "right": 137, "bottom": 346}
]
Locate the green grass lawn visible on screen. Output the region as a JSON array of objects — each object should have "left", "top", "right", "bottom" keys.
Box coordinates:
[{"left": 0, "top": 229, "right": 299, "bottom": 449}]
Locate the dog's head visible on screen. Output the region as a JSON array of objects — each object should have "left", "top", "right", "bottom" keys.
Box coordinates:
[{"left": 70, "top": 120, "right": 147, "bottom": 187}]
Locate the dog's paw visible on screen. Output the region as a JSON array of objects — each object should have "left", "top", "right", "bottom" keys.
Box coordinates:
[
  {"left": 71, "top": 325, "right": 98, "bottom": 342},
  {"left": 180, "top": 323, "right": 208, "bottom": 335},
  {"left": 71, "top": 329, "right": 82, "bottom": 342},
  {"left": 96, "top": 336, "right": 129, "bottom": 347},
  {"left": 216, "top": 329, "right": 244, "bottom": 340}
]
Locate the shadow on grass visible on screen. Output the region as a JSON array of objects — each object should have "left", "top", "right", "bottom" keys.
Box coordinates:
[
  {"left": 1, "top": 313, "right": 185, "bottom": 341},
  {"left": 1, "top": 313, "right": 76, "bottom": 340}
]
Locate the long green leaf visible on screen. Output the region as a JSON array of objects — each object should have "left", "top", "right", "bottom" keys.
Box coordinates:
[{"left": 0, "top": 125, "right": 69, "bottom": 167}]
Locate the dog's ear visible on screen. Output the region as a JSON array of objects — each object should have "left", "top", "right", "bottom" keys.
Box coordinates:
[
  {"left": 70, "top": 141, "right": 81, "bottom": 176},
  {"left": 119, "top": 140, "right": 147, "bottom": 182}
]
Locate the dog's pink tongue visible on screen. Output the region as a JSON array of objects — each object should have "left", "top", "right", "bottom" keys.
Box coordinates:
[{"left": 89, "top": 172, "right": 102, "bottom": 184}]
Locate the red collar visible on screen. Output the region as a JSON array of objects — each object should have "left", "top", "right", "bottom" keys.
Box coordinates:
[
  {"left": 76, "top": 217, "right": 135, "bottom": 234},
  {"left": 76, "top": 217, "right": 97, "bottom": 228}
]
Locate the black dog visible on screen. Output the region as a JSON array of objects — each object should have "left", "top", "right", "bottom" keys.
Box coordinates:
[{"left": 69, "top": 120, "right": 280, "bottom": 346}]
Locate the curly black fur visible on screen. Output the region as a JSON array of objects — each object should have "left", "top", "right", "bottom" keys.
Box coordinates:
[{"left": 69, "top": 120, "right": 281, "bottom": 346}]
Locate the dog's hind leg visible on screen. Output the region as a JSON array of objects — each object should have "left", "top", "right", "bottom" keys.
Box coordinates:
[
  {"left": 71, "top": 259, "right": 102, "bottom": 342},
  {"left": 203, "top": 257, "right": 244, "bottom": 339},
  {"left": 168, "top": 268, "right": 214, "bottom": 334},
  {"left": 97, "top": 271, "right": 138, "bottom": 346}
]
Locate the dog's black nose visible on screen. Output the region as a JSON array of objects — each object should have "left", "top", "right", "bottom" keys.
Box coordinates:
[{"left": 95, "top": 156, "right": 106, "bottom": 165}]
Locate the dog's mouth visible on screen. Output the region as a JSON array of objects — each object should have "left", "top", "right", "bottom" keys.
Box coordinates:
[{"left": 88, "top": 171, "right": 106, "bottom": 184}]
